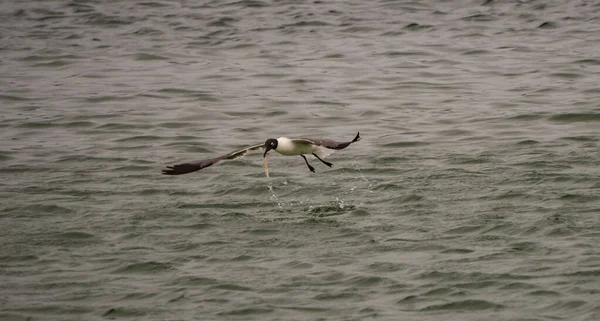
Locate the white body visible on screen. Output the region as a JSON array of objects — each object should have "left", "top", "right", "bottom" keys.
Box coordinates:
[{"left": 275, "top": 137, "right": 333, "bottom": 158}]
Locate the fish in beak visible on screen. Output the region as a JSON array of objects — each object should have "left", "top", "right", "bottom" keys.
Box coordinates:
[
  {"left": 263, "top": 146, "right": 272, "bottom": 178},
  {"left": 263, "top": 155, "right": 269, "bottom": 178}
]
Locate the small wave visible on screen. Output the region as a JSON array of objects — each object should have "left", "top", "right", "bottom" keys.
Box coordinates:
[
  {"left": 55, "top": 231, "right": 95, "bottom": 239},
  {"left": 573, "top": 59, "right": 600, "bottom": 65},
  {"left": 500, "top": 282, "right": 537, "bottom": 290},
  {"left": 461, "top": 14, "right": 496, "bottom": 22},
  {"left": 96, "top": 122, "right": 150, "bottom": 130},
  {"left": 134, "top": 53, "right": 168, "bottom": 60},
  {"left": 18, "top": 204, "right": 74, "bottom": 215},
  {"left": 243, "top": 228, "right": 278, "bottom": 235},
  {"left": 252, "top": 73, "right": 288, "bottom": 78},
  {"left": 16, "top": 121, "right": 55, "bottom": 128},
  {"left": 113, "top": 165, "right": 154, "bottom": 172},
  {"left": 156, "top": 88, "right": 207, "bottom": 94},
  {"left": 538, "top": 21, "right": 557, "bottom": 29},
  {"left": 528, "top": 290, "right": 561, "bottom": 297},
  {"left": 508, "top": 241, "right": 541, "bottom": 253},
  {"left": 560, "top": 193, "right": 595, "bottom": 202},
  {"left": 392, "top": 194, "right": 425, "bottom": 203},
  {"left": 279, "top": 305, "right": 328, "bottom": 312},
  {"left": 313, "top": 292, "right": 363, "bottom": 301},
  {"left": 0, "top": 94, "right": 32, "bottom": 102},
  {"left": 462, "top": 49, "right": 491, "bottom": 55},
  {"left": 32, "top": 60, "right": 72, "bottom": 67},
  {"left": 114, "top": 135, "right": 162, "bottom": 142},
  {"left": 84, "top": 95, "right": 136, "bottom": 102},
  {"left": 347, "top": 275, "right": 389, "bottom": 287},
  {"left": 284, "top": 20, "right": 331, "bottom": 28},
  {"left": 423, "top": 287, "right": 454, "bottom": 296},
  {"left": 217, "top": 307, "right": 273, "bottom": 315},
  {"left": 421, "top": 299, "right": 505, "bottom": 311},
  {"left": 549, "top": 72, "right": 584, "bottom": 79},
  {"left": 210, "top": 283, "right": 253, "bottom": 291},
  {"left": 404, "top": 23, "right": 433, "bottom": 30},
  {"left": 102, "top": 307, "right": 146, "bottom": 318},
  {"left": 367, "top": 262, "right": 407, "bottom": 273},
  {"left": 340, "top": 26, "right": 378, "bottom": 33},
  {"left": 437, "top": 129, "right": 472, "bottom": 136},
  {"left": 154, "top": 88, "right": 218, "bottom": 101},
  {"left": 113, "top": 261, "right": 173, "bottom": 274},
  {"left": 136, "top": 1, "right": 171, "bottom": 7},
  {"left": 171, "top": 276, "right": 218, "bottom": 286},
  {"left": 517, "top": 139, "right": 539, "bottom": 145},
  {"left": 0, "top": 255, "right": 38, "bottom": 263},
  {"left": 444, "top": 225, "right": 482, "bottom": 234},
  {"left": 549, "top": 113, "right": 600, "bottom": 122},
  {"left": 84, "top": 12, "right": 135, "bottom": 26},
  {"left": 560, "top": 136, "right": 597, "bottom": 142},
  {"left": 381, "top": 50, "right": 434, "bottom": 57},
  {"left": 441, "top": 248, "right": 474, "bottom": 254},
  {"left": 383, "top": 141, "right": 430, "bottom": 148},
  {"left": 21, "top": 54, "right": 84, "bottom": 61},
  {"left": 225, "top": 0, "right": 268, "bottom": 8},
  {"left": 510, "top": 113, "right": 544, "bottom": 121},
  {"left": 283, "top": 260, "right": 313, "bottom": 269},
  {"left": 562, "top": 269, "right": 600, "bottom": 277},
  {"left": 207, "top": 17, "right": 238, "bottom": 27},
  {"left": 131, "top": 27, "right": 164, "bottom": 36}
]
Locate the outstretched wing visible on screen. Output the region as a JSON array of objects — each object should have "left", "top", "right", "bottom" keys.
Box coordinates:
[
  {"left": 223, "top": 143, "right": 265, "bottom": 160},
  {"left": 295, "top": 132, "right": 361, "bottom": 150},
  {"left": 162, "top": 143, "right": 264, "bottom": 175}
]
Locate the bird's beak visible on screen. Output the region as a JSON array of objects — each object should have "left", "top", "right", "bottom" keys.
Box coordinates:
[{"left": 263, "top": 147, "right": 271, "bottom": 178}]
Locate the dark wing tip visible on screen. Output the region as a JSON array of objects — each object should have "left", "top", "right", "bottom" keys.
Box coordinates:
[
  {"left": 161, "top": 163, "right": 203, "bottom": 175},
  {"left": 353, "top": 132, "right": 361, "bottom": 142}
]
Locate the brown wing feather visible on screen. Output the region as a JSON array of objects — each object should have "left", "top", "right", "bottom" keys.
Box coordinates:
[{"left": 162, "top": 143, "right": 264, "bottom": 175}]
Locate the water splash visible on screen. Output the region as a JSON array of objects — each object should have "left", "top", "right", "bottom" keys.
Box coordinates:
[
  {"left": 352, "top": 161, "right": 373, "bottom": 192},
  {"left": 265, "top": 164, "right": 370, "bottom": 213},
  {"left": 267, "top": 184, "right": 283, "bottom": 209},
  {"left": 334, "top": 196, "right": 346, "bottom": 209}
]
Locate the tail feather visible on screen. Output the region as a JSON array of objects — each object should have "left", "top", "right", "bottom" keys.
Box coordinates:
[{"left": 314, "top": 145, "right": 335, "bottom": 158}]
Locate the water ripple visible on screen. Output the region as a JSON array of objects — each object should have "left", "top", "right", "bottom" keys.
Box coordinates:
[{"left": 1, "top": 1, "right": 599, "bottom": 320}]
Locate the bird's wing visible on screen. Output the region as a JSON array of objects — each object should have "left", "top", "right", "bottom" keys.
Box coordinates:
[
  {"left": 289, "top": 139, "right": 316, "bottom": 146},
  {"left": 294, "top": 132, "right": 361, "bottom": 150},
  {"left": 162, "top": 143, "right": 264, "bottom": 175},
  {"left": 223, "top": 143, "right": 265, "bottom": 160}
]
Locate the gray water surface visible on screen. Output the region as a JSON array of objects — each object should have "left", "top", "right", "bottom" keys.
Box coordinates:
[{"left": 1, "top": 1, "right": 600, "bottom": 320}]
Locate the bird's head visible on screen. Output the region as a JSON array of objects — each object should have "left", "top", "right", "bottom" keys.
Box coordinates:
[
  {"left": 263, "top": 138, "right": 277, "bottom": 178},
  {"left": 263, "top": 138, "right": 278, "bottom": 158}
]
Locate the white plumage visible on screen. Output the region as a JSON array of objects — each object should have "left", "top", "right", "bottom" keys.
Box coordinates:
[{"left": 274, "top": 137, "right": 333, "bottom": 158}]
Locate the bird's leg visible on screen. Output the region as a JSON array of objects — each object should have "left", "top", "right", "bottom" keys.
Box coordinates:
[
  {"left": 312, "top": 153, "right": 333, "bottom": 167},
  {"left": 301, "top": 155, "right": 315, "bottom": 173}
]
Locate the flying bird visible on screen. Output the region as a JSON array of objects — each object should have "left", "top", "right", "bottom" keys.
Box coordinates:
[{"left": 162, "top": 132, "right": 361, "bottom": 177}]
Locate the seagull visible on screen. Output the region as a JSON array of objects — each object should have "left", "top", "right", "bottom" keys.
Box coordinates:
[{"left": 162, "top": 132, "right": 361, "bottom": 177}]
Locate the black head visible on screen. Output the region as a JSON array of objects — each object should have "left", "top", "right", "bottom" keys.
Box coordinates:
[{"left": 263, "top": 138, "right": 277, "bottom": 157}]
